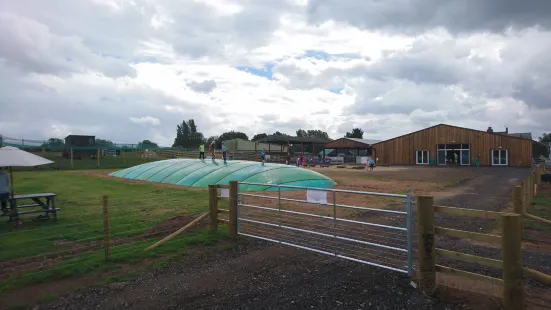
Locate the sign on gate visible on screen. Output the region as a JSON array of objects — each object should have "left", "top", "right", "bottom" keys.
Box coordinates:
[{"left": 235, "top": 182, "right": 415, "bottom": 276}]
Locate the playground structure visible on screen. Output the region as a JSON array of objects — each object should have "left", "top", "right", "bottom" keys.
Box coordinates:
[{"left": 109, "top": 158, "right": 337, "bottom": 191}]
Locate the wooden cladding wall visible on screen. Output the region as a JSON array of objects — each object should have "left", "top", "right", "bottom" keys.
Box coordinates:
[{"left": 372, "top": 124, "right": 533, "bottom": 167}]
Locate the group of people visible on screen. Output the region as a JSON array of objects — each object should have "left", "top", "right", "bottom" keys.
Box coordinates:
[{"left": 198, "top": 141, "right": 229, "bottom": 163}]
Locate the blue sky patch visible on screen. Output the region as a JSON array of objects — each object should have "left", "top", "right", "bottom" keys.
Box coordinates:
[
  {"left": 302, "top": 49, "right": 365, "bottom": 61},
  {"left": 328, "top": 88, "right": 343, "bottom": 94},
  {"left": 235, "top": 63, "right": 275, "bottom": 80}
]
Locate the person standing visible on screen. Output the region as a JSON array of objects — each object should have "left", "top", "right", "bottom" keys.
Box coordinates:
[
  {"left": 210, "top": 142, "right": 216, "bottom": 160},
  {"left": 199, "top": 143, "right": 205, "bottom": 160},
  {"left": 369, "top": 158, "right": 375, "bottom": 171},
  {"left": 0, "top": 167, "right": 10, "bottom": 216},
  {"left": 221, "top": 142, "right": 228, "bottom": 163},
  {"left": 260, "top": 148, "right": 266, "bottom": 165}
]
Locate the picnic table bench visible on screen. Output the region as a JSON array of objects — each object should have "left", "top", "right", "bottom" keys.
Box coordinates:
[{"left": 2, "top": 193, "right": 59, "bottom": 223}]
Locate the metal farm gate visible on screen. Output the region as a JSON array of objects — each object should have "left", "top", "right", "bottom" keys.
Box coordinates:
[{"left": 236, "top": 182, "right": 415, "bottom": 276}]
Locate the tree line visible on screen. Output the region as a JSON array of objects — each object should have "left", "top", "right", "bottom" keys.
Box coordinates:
[{"left": 39, "top": 118, "right": 370, "bottom": 149}]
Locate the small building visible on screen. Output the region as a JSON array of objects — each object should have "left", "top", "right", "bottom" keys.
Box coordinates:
[
  {"left": 322, "top": 138, "right": 381, "bottom": 163},
  {"left": 222, "top": 138, "right": 288, "bottom": 153},
  {"left": 65, "top": 135, "right": 95, "bottom": 146},
  {"left": 371, "top": 124, "right": 533, "bottom": 167},
  {"left": 63, "top": 135, "right": 97, "bottom": 159}
]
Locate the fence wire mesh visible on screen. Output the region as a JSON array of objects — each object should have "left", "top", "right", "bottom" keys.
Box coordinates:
[{"left": 0, "top": 194, "right": 218, "bottom": 290}]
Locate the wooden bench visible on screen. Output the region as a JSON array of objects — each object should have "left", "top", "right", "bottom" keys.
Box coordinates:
[{"left": 7, "top": 193, "right": 58, "bottom": 223}]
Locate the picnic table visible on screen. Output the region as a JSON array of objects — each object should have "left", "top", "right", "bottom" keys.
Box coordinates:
[{"left": 2, "top": 193, "right": 59, "bottom": 223}]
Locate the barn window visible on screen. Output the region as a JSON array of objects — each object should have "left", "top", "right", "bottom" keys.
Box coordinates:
[{"left": 416, "top": 150, "right": 429, "bottom": 165}]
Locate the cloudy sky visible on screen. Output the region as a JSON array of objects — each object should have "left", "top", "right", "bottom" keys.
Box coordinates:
[{"left": 1, "top": 0, "right": 550, "bottom": 146}]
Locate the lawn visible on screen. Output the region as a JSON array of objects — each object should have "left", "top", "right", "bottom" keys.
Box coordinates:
[
  {"left": 14, "top": 151, "right": 161, "bottom": 171},
  {"left": 0, "top": 170, "right": 225, "bottom": 291},
  {"left": 523, "top": 184, "right": 551, "bottom": 241}
]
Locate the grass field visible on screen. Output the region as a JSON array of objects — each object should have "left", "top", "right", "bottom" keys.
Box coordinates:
[
  {"left": 0, "top": 170, "right": 225, "bottom": 291},
  {"left": 13, "top": 151, "right": 161, "bottom": 171},
  {"left": 525, "top": 184, "right": 551, "bottom": 238}
]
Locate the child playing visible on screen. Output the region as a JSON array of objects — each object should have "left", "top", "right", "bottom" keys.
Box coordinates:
[
  {"left": 260, "top": 148, "right": 265, "bottom": 165},
  {"left": 209, "top": 142, "right": 215, "bottom": 160}
]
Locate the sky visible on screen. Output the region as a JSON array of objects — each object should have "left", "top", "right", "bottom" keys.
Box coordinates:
[{"left": 1, "top": 0, "right": 550, "bottom": 146}]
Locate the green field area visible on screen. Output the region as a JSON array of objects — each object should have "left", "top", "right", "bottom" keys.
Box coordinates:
[
  {"left": 524, "top": 185, "right": 551, "bottom": 235},
  {"left": 0, "top": 170, "right": 226, "bottom": 291},
  {"left": 13, "top": 151, "right": 161, "bottom": 171}
]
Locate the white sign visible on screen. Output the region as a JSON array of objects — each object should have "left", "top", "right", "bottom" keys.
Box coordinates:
[
  {"left": 326, "top": 156, "right": 344, "bottom": 164},
  {"left": 220, "top": 188, "right": 229, "bottom": 198},
  {"left": 306, "top": 189, "right": 328, "bottom": 205},
  {"left": 356, "top": 156, "right": 373, "bottom": 164}
]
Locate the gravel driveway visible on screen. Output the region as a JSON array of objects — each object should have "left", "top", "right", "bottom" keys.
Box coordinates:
[
  {"left": 35, "top": 240, "right": 481, "bottom": 310},
  {"left": 35, "top": 167, "right": 546, "bottom": 310}
]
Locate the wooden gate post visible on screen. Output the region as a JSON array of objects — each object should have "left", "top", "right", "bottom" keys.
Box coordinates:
[
  {"left": 416, "top": 196, "right": 436, "bottom": 295},
  {"left": 513, "top": 186, "right": 524, "bottom": 235},
  {"left": 208, "top": 185, "right": 218, "bottom": 233},
  {"left": 103, "top": 195, "right": 111, "bottom": 260},
  {"left": 501, "top": 214, "right": 524, "bottom": 310},
  {"left": 228, "top": 180, "right": 238, "bottom": 239},
  {"left": 513, "top": 186, "right": 524, "bottom": 216},
  {"left": 70, "top": 148, "right": 74, "bottom": 169}
]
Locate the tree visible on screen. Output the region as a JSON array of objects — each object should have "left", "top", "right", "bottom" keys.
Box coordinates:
[
  {"left": 42, "top": 138, "right": 64, "bottom": 148},
  {"left": 138, "top": 140, "right": 158, "bottom": 149},
  {"left": 296, "top": 129, "right": 330, "bottom": 140},
  {"left": 96, "top": 139, "right": 115, "bottom": 148},
  {"left": 215, "top": 131, "right": 248, "bottom": 148},
  {"left": 293, "top": 129, "right": 331, "bottom": 154},
  {"left": 173, "top": 119, "right": 205, "bottom": 148},
  {"left": 539, "top": 133, "right": 551, "bottom": 143},
  {"left": 206, "top": 136, "right": 218, "bottom": 147},
  {"left": 345, "top": 128, "right": 364, "bottom": 139},
  {"left": 252, "top": 133, "right": 268, "bottom": 141}
]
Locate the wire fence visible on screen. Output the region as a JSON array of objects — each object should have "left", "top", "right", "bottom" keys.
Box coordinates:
[{"left": 0, "top": 194, "right": 221, "bottom": 290}]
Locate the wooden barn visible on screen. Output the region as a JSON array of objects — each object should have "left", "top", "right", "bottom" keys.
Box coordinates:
[{"left": 371, "top": 124, "right": 533, "bottom": 167}]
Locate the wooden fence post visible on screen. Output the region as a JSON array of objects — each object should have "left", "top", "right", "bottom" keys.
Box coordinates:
[
  {"left": 70, "top": 148, "right": 74, "bottom": 169},
  {"left": 103, "top": 195, "right": 111, "bottom": 260},
  {"left": 501, "top": 214, "right": 524, "bottom": 310},
  {"left": 208, "top": 185, "right": 218, "bottom": 233},
  {"left": 513, "top": 186, "right": 524, "bottom": 216},
  {"left": 417, "top": 196, "right": 436, "bottom": 295},
  {"left": 97, "top": 148, "right": 100, "bottom": 168},
  {"left": 228, "top": 180, "right": 238, "bottom": 239},
  {"left": 513, "top": 186, "right": 524, "bottom": 235}
]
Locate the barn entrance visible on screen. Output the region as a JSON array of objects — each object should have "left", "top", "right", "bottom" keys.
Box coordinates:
[
  {"left": 437, "top": 144, "right": 470, "bottom": 166},
  {"left": 235, "top": 182, "right": 415, "bottom": 275}
]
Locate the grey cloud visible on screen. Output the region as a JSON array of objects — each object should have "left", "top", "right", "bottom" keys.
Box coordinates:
[
  {"left": 306, "top": 0, "right": 551, "bottom": 35},
  {"left": 0, "top": 63, "right": 211, "bottom": 145},
  {"left": 0, "top": 12, "right": 136, "bottom": 78},
  {"left": 187, "top": 80, "right": 217, "bottom": 93}
]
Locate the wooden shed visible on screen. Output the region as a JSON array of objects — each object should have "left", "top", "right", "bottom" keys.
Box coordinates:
[{"left": 371, "top": 124, "right": 533, "bottom": 167}]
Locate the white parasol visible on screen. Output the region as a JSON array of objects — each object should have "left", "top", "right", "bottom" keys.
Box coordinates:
[{"left": 0, "top": 146, "right": 54, "bottom": 197}]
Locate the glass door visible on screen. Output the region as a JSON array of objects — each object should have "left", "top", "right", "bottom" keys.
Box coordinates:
[
  {"left": 437, "top": 150, "right": 446, "bottom": 165},
  {"left": 492, "top": 149, "right": 508, "bottom": 166},
  {"left": 461, "top": 150, "right": 470, "bottom": 165}
]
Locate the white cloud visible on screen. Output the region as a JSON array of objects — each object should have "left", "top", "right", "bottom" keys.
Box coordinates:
[
  {"left": 0, "top": 0, "right": 549, "bottom": 147},
  {"left": 129, "top": 116, "right": 161, "bottom": 126}
]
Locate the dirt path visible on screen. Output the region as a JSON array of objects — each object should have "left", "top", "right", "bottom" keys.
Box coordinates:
[{"left": 35, "top": 240, "right": 498, "bottom": 310}]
